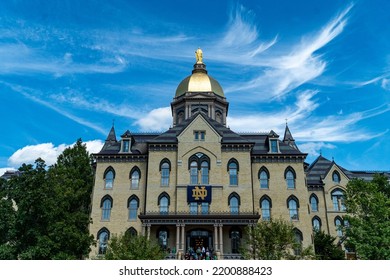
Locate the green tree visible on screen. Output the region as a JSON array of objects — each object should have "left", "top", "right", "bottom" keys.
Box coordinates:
[
  {"left": 313, "top": 230, "right": 345, "bottom": 260},
  {"left": 103, "top": 233, "right": 165, "bottom": 260},
  {"left": 46, "top": 139, "right": 95, "bottom": 259},
  {"left": 0, "top": 178, "right": 17, "bottom": 259},
  {"left": 0, "top": 139, "right": 94, "bottom": 259},
  {"left": 241, "top": 218, "right": 313, "bottom": 260},
  {"left": 344, "top": 174, "right": 390, "bottom": 259},
  {"left": 5, "top": 159, "right": 53, "bottom": 259}
]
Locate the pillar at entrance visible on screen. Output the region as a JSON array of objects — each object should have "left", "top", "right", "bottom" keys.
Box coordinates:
[
  {"left": 219, "top": 224, "right": 223, "bottom": 257},
  {"left": 180, "top": 224, "right": 185, "bottom": 252},
  {"left": 213, "top": 224, "right": 219, "bottom": 251}
]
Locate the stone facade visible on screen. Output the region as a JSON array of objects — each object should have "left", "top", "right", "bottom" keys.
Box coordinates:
[{"left": 88, "top": 53, "right": 389, "bottom": 259}]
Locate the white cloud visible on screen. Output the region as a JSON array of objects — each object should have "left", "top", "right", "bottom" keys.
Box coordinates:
[
  {"left": 0, "top": 167, "right": 16, "bottom": 177},
  {"left": 7, "top": 140, "right": 104, "bottom": 168},
  {"left": 299, "top": 142, "right": 336, "bottom": 157},
  {"left": 134, "top": 107, "right": 172, "bottom": 131},
  {"left": 228, "top": 90, "right": 319, "bottom": 132},
  {"left": 382, "top": 78, "right": 390, "bottom": 90},
  {"left": 225, "top": 4, "right": 352, "bottom": 100},
  {"left": 228, "top": 90, "right": 390, "bottom": 143}
]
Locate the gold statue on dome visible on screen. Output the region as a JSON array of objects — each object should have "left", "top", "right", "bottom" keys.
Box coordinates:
[{"left": 195, "top": 48, "right": 203, "bottom": 64}]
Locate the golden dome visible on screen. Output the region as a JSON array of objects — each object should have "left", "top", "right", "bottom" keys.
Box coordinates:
[{"left": 175, "top": 49, "right": 225, "bottom": 98}]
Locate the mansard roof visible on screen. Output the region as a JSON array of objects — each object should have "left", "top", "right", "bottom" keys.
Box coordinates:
[
  {"left": 305, "top": 155, "right": 355, "bottom": 186},
  {"left": 96, "top": 112, "right": 306, "bottom": 158}
]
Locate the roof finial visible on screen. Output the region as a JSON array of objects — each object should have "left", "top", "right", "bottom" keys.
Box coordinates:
[
  {"left": 195, "top": 48, "right": 203, "bottom": 64},
  {"left": 285, "top": 118, "right": 288, "bottom": 126},
  {"left": 112, "top": 119, "right": 115, "bottom": 127}
]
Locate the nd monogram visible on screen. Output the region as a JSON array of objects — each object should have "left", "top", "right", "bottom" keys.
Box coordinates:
[{"left": 192, "top": 186, "right": 207, "bottom": 200}]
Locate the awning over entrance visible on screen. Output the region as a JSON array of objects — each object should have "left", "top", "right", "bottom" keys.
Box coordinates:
[{"left": 138, "top": 212, "right": 260, "bottom": 225}]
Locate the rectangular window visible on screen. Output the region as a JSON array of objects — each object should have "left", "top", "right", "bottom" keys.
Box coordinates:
[
  {"left": 262, "top": 209, "right": 270, "bottom": 221},
  {"left": 201, "top": 167, "right": 209, "bottom": 184},
  {"left": 190, "top": 168, "right": 198, "bottom": 184},
  {"left": 201, "top": 202, "right": 209, "bottom": 214},
  {"left": 161, "top": 169, "right": 169, "bottom": 186},
  {"left": 194, "top": 130, "right": 205, "bottom": 141},
  {"left": 122, "top": 140, "right": 130, "bottom": 152},
  {"left": 230, "top": 170, "right": 238, "bottom": 186},
  {"left": 290, "top": 209, "right": 299, "bottom": 221},
  {"left": 270, "top": 139, "right": 278, "bottom": 153},
  {"left": 189, "top": 202, "right": 198, "bottom": 214}
]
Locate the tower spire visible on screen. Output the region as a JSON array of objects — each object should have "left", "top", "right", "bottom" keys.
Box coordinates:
[{"left": 283, "top": 123, "right": 299, "bottom": 150}]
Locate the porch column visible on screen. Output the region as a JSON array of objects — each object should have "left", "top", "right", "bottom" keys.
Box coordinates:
[
  {"left": 214, "top": 223, "right": 219, "bottom": 251},
  {"left": 141, "top": 223, "right": 146, "bottom": 236},
  {"left": 176, "top": 223, "right": 180, "bottom": 253},
  {"left": 180, "top": 223, "right": 185, "bottom": 251},
  {"left": 147, "top": 224, "right": 151, "bottom": 240},
  {"left": 219, "top": 224, "right": 223, "bottom": 256}
]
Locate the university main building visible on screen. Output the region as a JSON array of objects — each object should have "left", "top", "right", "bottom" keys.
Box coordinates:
[{"left": 89, "top": 49, "right": 386, "bottom": 259}]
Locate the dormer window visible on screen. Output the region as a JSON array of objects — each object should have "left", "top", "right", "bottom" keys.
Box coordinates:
[
  {"left": 270, "top": 139, "right": 278, "bottom": 153},
  {"left": 122, "top": 140, "right": 130, "bottom": 152}
]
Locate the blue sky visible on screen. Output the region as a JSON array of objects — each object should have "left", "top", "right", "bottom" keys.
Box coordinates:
[{"left": 1, "top": 0, "right": 389, "bottom": 175}]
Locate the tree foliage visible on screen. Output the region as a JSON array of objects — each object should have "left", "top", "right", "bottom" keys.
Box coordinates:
[
  {"left": 103, "top": 233, "right": 165, "bottom": 260},
  {"left": 241, "top": 218, "right": 313, "bottom": 260},
  {"left": 0, "top": 139, "right": 94, "bottom": 259},
  {"left": 313, "top": 230, "right": 345, "bottom": 260},
  {"left": 344, "top": 174, "right": 390, "bottom": 259}
]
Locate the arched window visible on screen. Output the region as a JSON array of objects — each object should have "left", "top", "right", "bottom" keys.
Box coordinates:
[
  {"left": 293, "top": 229, "right": 303, "bottom": 255},
  {"left": 312, "top": 217, "right": 321, "bottom": 231},
  {"left": 310, "top": 194, "right": 319, "bottom": 212},
  {"left": 101, "top": 195, "right": 113, "bottom": 221},
  {"left": 125, "top": 227, "right": 137, "bottom": 237},
  {"left": 228, "top": 159, "right": 239, "bottom": 186},
  {"left": 130, "top": 167, "right": 140, "bottom": 189},
  {"left": 260, "top": 196, "right": 272, "bottom": 221},
  {"left": 97, "top": 228, "right": 110, "bottom": 254},
  {"left": 158, "top": 193, "right": 170, "bottom": 214},
  {"left": 285, "top": 167, "right": 296, "bottom": 189},
  {"left": 128, "top": 196, "right": 139, "bottom": 221},
  {"left": 335, "top": 217, "right": 343, "bottom": 237},
  {"left": 160, "top": 160, "right": 171, "bottom": 187},
  {"left": 190, "top": 161, "right": 198, "bottom": 184},
  {"left": 230, "top": 227, "right": 241, "bottom": 254},
  {"left": 259, "top": 167, "right": 269, "bottom": 189},
  {"left": 331, "top": 189, "right": 346, "bottom": 211},
  {"left": 104, "top": 167, "right": 115, "bottom": 189},
  {"left": 229, "top": 193, "right": 240, "bottom": 214},
  {"left": 287, "top": 196, "right": 299, "bottom": 221},
  {"left": 201, "top": 161, "right": 209, "bottom": 184},
  {"left": 332, "top": 171, "right": 341, "bottom": 184},
  {"left": 188, "top": 153, "right": 210, "bottom": 185}
]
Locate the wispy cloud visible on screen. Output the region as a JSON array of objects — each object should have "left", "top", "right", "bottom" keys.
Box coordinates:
[
  {"left": 223, "top": 4, "right": 353, "bottom": 100},
  {"left": 299, "top": 142, "right": 337, "bottom": 157},
  {"left": 228, "top": 89, "right": 390, "bottom": 143},
  {"left": 1, "top": 82, "right": 107, "bottom": 135}
]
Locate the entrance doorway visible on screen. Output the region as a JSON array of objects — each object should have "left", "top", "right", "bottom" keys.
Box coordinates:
[{"left": 186, "top": 229, "right": 213, "bottom": 252}]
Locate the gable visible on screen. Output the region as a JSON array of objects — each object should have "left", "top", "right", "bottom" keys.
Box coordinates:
[{"left": 177, "top": 114, "right": 222, "bottom": 143}]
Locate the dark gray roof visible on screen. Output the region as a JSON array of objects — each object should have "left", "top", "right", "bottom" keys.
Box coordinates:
[
  {"left": 349, "top": 170, "right": 390, "bottom": 181},
  {"left": 305, "top": 156, "right": 332, "bottom": 186},
  {"left": 96, "top": 113, "right": 306, "bottom": 157},
  {"left": 149, "top": 112, "right": 252, "bottom": 145}
]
